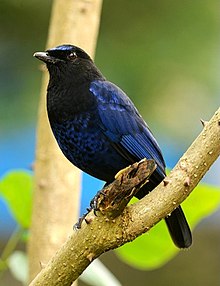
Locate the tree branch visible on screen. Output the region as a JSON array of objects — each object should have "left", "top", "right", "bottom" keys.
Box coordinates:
[{"left": 29, "top": 108, "right": 220, "bottom": 286}]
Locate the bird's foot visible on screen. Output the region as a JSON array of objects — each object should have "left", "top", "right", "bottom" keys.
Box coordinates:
[
  {"left": 73, "top": 190, "right": 106, "bottom": 229},
  {"left": 74, "top": 159, "right": 156, "bottom": 227},
  {"left": 73, "top": 207, "right": 92, "bottom": 229},
  {"left": 90, "top": 190, "right": 106, "bottom": 215}
]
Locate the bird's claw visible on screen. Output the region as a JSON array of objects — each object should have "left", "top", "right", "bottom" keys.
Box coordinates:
[
  {"left": 90, "top": 190, "right": 106, "bottom": 215},
  {"left": 73, "top": 207, "right": 92, "bottom": 229},
  {"left": 73, "top": 189, "right": 105, "bottom": 229}
]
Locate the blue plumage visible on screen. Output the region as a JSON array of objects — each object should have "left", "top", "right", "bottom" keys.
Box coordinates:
[
  {"left": 52, "top": 79, "right": 165, "bottom": 188},
  {"left": 90, "top": 80, "right": 166, "bottom": 175},
  {"left": 34, "top": 44, "right": 192, "bottom": 248},
  {"left": 51, "top": 112, "right": 130, "bottom": 182}
]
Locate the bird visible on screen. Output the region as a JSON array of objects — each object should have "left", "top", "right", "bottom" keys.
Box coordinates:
[{"left": 34, "top": 44, "right": 192, "bottom": 248}]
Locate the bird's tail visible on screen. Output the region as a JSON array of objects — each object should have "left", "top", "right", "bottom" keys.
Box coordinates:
[
  {"left": 165, "top": 206, "right": 192, "bottom": 248},
  {"left": 136, "top": 171, "right": 192, "bottom": 248}
]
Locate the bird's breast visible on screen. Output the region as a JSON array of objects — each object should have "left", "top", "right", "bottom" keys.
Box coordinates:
[
  {"left": 50, "top": 113, "right": 129, "bottom": 182},
  {"left": 47, "top": 82, "right": 97, "bottom": 122}
]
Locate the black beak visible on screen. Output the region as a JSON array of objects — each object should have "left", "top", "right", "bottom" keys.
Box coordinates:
[{"left": 33, "top": 52, "right": 61, "bottom": 64}]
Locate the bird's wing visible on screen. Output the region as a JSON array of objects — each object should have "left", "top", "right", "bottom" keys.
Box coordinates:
[{"left": 89, "top": 80, "right": 166, "bottom": 176}]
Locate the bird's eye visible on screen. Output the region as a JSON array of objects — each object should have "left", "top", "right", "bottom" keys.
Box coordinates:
[{"left": 68, "top": 52, "right": 77, "bottom": 60}]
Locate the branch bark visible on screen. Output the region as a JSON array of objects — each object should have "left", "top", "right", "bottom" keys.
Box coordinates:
[
  {"left": 28, "top": 0, "right": 103, "bottom": 282},
  {"left": 29, "top": 108, "right": 220, "bottom": 286}
]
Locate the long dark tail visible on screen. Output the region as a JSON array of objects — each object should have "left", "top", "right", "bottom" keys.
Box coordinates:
[
  {"left": 165, "top": 206, "right": 192, "bottom": 248},
  {"left": 136, "top": 173, "right": 192, "bottom": 248}
]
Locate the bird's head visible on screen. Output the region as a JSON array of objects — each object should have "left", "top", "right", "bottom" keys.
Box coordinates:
[
  {"left": 33, "top": 44, "right": 103, "bottom": 83},
  {"left": 34, "top": 44, "right": 92, "bottom": 65}
]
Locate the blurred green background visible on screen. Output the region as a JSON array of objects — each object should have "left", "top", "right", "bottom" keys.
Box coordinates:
[{"left": 0, "top": 0, "right": 219, "bottom": 285}]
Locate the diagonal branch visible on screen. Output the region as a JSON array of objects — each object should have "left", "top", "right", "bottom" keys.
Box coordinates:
[{"left": 29, "top": 107, "right": 220, "bottom": 286}]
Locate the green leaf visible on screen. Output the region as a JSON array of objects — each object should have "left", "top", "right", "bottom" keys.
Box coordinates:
[
  {"left": 115, "top": 183, "right": 220, "bottom": 270},
  {"left": 182, "top": 183, "right": 220, "bottom": 227},
  {"left": 0, "top": 170, "right": 33, "bottom": 228}
]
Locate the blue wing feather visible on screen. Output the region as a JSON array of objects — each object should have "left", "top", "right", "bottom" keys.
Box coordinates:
[{"left": 90, "top": 80, "right": 166, "bottom": 177}]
